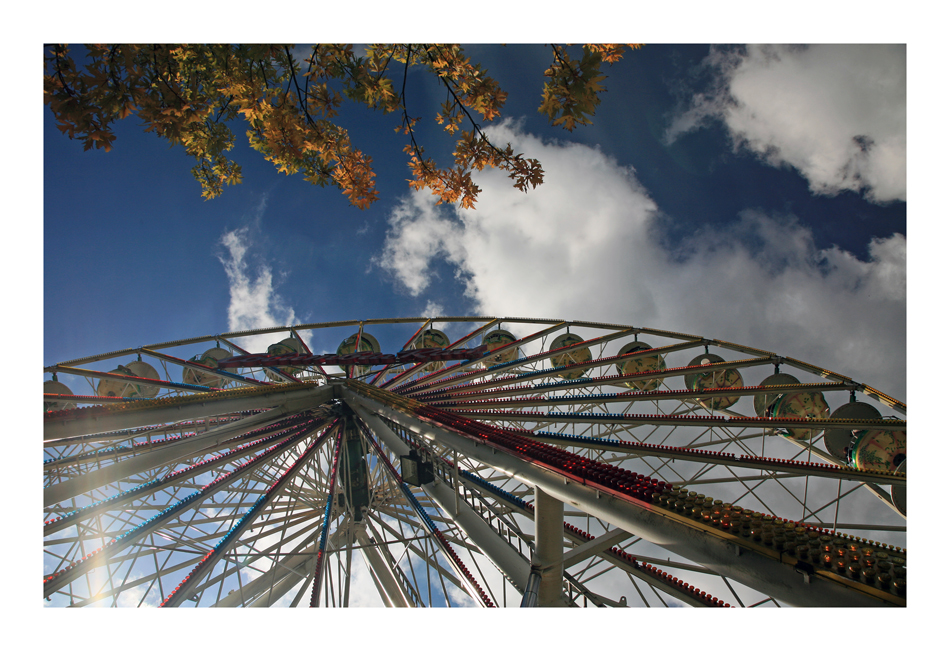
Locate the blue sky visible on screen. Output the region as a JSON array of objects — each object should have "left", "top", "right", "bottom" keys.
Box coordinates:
[{"left": 44, "top": 43, "right": 908, "bottom": 399}]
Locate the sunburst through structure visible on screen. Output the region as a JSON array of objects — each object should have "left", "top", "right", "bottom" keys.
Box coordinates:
[{"left": 43, "top": 317, "right": 906, "bottom": 607}]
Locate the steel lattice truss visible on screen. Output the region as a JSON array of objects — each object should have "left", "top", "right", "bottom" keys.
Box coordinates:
[{"left": 43, "top": 317, "right": 906, "bottom": 607}]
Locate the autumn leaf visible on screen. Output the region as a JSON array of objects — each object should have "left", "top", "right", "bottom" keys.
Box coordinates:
[{"left": 539, "top": 44, "right": 638, "bottom": 132}]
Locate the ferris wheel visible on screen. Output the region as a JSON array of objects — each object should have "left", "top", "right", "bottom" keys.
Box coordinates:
[{"left": 43, "top": 317, "right": 906, "bottom": 608}]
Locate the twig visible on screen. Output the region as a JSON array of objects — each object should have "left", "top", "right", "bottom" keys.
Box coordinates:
[
  {"left": 399, "top": 45, "right": 437, "bottom": 181},
  {"left": 376, "top": 45, "right": 397, "bottom": 82},
  {"left": 51, "top": 45, "right": 77, "bottom": 99},
  {"left": 285, "top": 46, "right": 320, "bottom": 132},
  {"left": 424, "top": 45, "right": 513, "bottom": 163}
]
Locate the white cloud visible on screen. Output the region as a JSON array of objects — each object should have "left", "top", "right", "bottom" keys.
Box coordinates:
[
  {"left": 666, "top": 45, "right": 906, "bottom": 204},
  {"left": 373, "top": 195, "right": 468, "bottom": 296},
  {"left": 424, "top": 300, "right": 445, "bottom": 317},
  {"left": 376, "top": 121, "right": 906, "bottom": 398},
  {"left": 114, "top": 574, "right": 159, "bottom": 607},
  {"left": 217, "top": 221, "right": 311, "bottom": 353}
]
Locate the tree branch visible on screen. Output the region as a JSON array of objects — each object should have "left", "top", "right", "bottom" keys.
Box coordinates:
[
  {"left": 549, "top": 44, "right": 576, "bottom": 78},
  {"left": 149, "top": 45, "right": 187, "bottom": 108},
  {"left": 376, "top": 45, "right": 397, "bottom": 82},
  {"left": 425, "top": 45, "right": 512, "bottom": 163},
  {"left": 285, "top": 46, "right": 318, "bottom": 129},
  {"left": 399, "top": 45, "right": 436, "bottom": 181},
  {"left": 51, "top": 45, "right": 77, "bottom": 99}
]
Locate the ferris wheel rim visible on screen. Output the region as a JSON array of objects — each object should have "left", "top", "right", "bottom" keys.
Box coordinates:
[
  {"left": 44, "top": 316, "right": 907, "bottom": 608},
  {"left": 44, "top": 315, "right": 903, "bottom": 413}
]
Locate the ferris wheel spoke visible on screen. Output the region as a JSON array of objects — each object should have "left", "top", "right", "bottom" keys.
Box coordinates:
[
  {"left": 84, "top": 493, "right": 234, "bottom": 607},
  {"left": 382, "top": 318, "right": 503, "bottom": 391},
  {"left": 366, "top": 467, "right": 491, "bottom": 608},
  {"left": 233, "top": 527, "right": 326, "bottom": 607},
  {"left": 564, "top": 522, "right": 727, "bottom": 607},
  {"left": 785, "top": 437, "right": 905, "bottom": 519},
  {"left": 369, "top": 318, "right": 435, "bottom": 387},
  {"left": 407, "top": 342, "right": 726, "bottom": 400},
  {"left": 698, "top": 425, "right": 766, "bottom": 459},
  {"left": 44, "top": 410, "right": 321, "bottom": 507},
  {"left": 44, "top": 427, "right": 326, "bottom": 605},
  {"left": 448, "top": 443, "right": 728, "bottom": 607},
  {"left": 43, "top": 415, "right": 255, "bottom": 454},
  {"left": 426, "top": 476, "right": 532, "bottom": 593},
  {"left": 338, "top": 526, "right": 355, "bottom": 606},
  {"left": 356, "top": 402, "right": 533, "bottom": 597},
  {"left": 65, "top": 554, "right": 198, "bottom": 607},
  {"left": 215, "top": 508, "right": 327, "bottom": 608},
  {"left": 158, "top": 427, "right": 331, "bottom": 607},
  {"left": 50, "top": 364, "right": 222, "bottom": 395},
  {"left": 44, "top": 418, "right": 325, "bottom": 535},
  {"left": 431, "top": 381, "right": 854, "bottom": 414},
  {"left": 521, "top": 427, "right": 904, "bottom": 491},
  {"left": 45, "top": 383, "right": 333, "bottom": 442},
  {"left": 400, "top": 324, "right": 649, "bottom": 396},
  {"left": 140, "top": 347, "right": 271, "bottom": 388},
  {"left": 362, "top": 510, "right": 455, "bottom": 603},
  {"left": 307, "top": 424, "right": 346, "bottom": 608},
  {"left": 346, "top": 521, "right": 416, "bottom": 607}
]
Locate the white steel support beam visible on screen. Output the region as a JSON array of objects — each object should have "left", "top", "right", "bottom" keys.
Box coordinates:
[
  {"left": 315, "top": 409, "right": 420, "bottom": 607},
  {"left": 208, "top": 512, "right": 326, "bottom": 607},
  {"left": 353, "top": 527, "right": 413, "bottom": 607},
  {"left": 521, "top": 569, "right": 542, "bottom": 607},
  {"left": 561, "top": 528, "right": 632, "bottom": 569},
  {"left": 234, "top": 542, "right": 317, "bottom": 607},
  {"left": 246, "top": 561, "right": 314, "bottom": 607},
  {"left": 352, "top": 399, "right": 533, "bottom": 594},
  {"left": 342, "top": 386, "right": 895, "bottom": 607},
  {"left": 248, "top": 568, "right": 311, "bottom": 607},
  {"left": 426, "top": 478, "right": 532, "bottom": 593},
  {"left": 348, "top": 401, "right": 411, "bottom": 457},
  {"left": 45, "top": 407, "right": 294, "bottom": 506},
  {"left": 235, "top": 524, "right": 365, "bottom": 608},
  {"left": 534, "top": 487, "right": 567, "bottom": 607},
  {"left": 44, "top": 384, "right": 334, "bottom": 440},
  {"left": 365, "top": 564, "right": 395, "bottom": 607}
]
